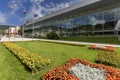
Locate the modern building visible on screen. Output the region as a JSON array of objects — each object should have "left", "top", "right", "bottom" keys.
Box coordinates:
[{"left": 24, "top": 0, "right": 120, "bottom": 37}]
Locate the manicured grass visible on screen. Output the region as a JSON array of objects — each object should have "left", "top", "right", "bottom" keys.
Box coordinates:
[
  {"left": 14, "top": 41, "right": 100, "bottom": 76},
  {"left": 59, "top": 36, "right": 120, "bottom": 44},
  {"left": 1, "top": 41, "right": 120, "bottom": 80},
  {"left": 0, "top": 43, "right": 43, "bottom": 80}
]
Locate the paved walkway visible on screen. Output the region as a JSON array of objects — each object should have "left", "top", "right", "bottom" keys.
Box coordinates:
[
  {"left": 0, "top": 37, "right": 39, "bottom": 42},
  {"left": 38, "top": 39, "right": 120, "bottom": 48},
  {"left": 0, "top": 37, "right": 120, "bottom": 48}
]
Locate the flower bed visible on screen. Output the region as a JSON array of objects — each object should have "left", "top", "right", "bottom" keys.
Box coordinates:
[
  {"left": 42, "top": 66, "right": 79, "bottom": 80},
  {"left": 95, "top": 51, "right": 120, "bottom": 67},
  {"left": 42, "top": 58, "right": 120, "bottom": 80},
  {"left": 2, "top": 42, "right": 51, "bottom": 73},
  {"left": 89, "top": 45, "right": 115, "bottom": 52},
  {"left": 69, "top": 63, "right": 105, "bottom": 80}
]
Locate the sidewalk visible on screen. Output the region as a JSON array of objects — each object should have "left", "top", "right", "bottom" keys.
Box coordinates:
[
  {"left": 38, "top": 39, "right": 120, "bottom": 48},
  {"left": 0, "top": 37, "right": 39, "bottom": 42},
  {"left": 0, "top": 37, "right": 120, "bottom": 48}
]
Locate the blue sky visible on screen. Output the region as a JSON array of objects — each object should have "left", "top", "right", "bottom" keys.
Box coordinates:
[{"left": 0, "top": 0, "right": 83, "bottom": 26}]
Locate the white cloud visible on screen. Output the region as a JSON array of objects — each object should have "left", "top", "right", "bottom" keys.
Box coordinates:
[
  {"left": 25, "top": 0, "right": 45, "bottom": 20},
  {"left": 7, "top": 0, "right": 87, "bottom": 24},
  {"left": 0, "top": 12, "right": 7, "bottom": 24},
  {"left": 25, "top": 0, "right": 73, "bottom": 20},
  {"left": 31, "top": 0, "right": 44, "bottom": 4},
  {"left": 8, "top": 0, "right": 25, "bottom": 15},
  {"left": 9, "top": 4, "right": 19, "bottom": 15},
  {"left": 89, "top": 17, "right": 105, "bottom": 26},
  {"left": 25, "top": 6, "right": 44, "bottom": 20}
]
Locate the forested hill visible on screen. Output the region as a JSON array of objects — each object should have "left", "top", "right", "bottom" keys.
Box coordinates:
[{"left": 0, "top": 25, "right": 16, "bottom": 30}]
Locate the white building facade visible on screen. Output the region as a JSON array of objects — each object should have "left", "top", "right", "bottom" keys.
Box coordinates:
[{"left": 5, "top": 26, "right": 20, "bottom": 37}]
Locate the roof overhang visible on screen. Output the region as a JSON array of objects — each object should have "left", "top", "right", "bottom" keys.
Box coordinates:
[{"left": 26, "top": 0, "right": 120, "bottom": 26}]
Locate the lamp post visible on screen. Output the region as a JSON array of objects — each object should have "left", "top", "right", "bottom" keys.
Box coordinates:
[
  {"left": 32, "top": 19, "right": 34, "bottom": 41},
  {"left": 22, "top": 24, "right": 24, "bottom": 41},
  {"left": 32, "top": 14, "right": 38, "bottom": 41},
  {"left": 9, "top": 25, "right": 10, "bottom": 41},
  {"left": 8, "top": 5, "right": 12, "bottom": 41},
  {"left": 22, "top": 10, "right": 27, "bottom": 41}
]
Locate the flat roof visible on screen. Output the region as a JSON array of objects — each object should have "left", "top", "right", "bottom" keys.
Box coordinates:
[{"left": 26, "top": 0, "right": 120, "bottom": 26}]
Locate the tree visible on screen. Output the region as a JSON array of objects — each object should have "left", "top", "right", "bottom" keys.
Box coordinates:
[
  {"left": 0, "top": 30, "right": 5, "bottom": 35},
  {"left": 47, "top": 31, "right": 59, "bottom": 39}
]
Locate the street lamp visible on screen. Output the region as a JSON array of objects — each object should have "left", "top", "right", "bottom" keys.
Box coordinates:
[
  {"left": 32, "top": 14, "right": 38, "bottom": 40},
  {"left": 9, "top": 25, "right": 10, "bottom": 41},
  {"left": 22, "top": 10, "right": 27, "bottom": 41},
  {"left": 32, "top": 20, "right": 34, "bottom": 41}
]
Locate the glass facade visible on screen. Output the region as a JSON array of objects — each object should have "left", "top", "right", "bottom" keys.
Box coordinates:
[{"left": 25, "top": 7, "right": 120, "bottom": 37}]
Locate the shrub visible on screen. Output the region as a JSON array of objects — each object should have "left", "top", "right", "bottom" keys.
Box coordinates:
[
  {"left": 46, "top": 31, "right": 59, "bottom": 39},
  {"left": 94, "top": 51, "right": 120, "bottom": 67}
]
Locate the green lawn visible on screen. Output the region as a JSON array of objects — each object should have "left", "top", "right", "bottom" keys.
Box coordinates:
[
  {"left": 0, "top": 43, "right": 41, "bottom": 80},
  {"left": 60, "top": 36, "right": 120, "bottom": 44},
  {"left": 0, "top": 41, "right": 120, "bottom": 80},
  {"left": 14, "top": 41, "right": 103, "bottom": 75}
]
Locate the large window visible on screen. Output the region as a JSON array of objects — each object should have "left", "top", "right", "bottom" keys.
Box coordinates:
[
  {"left": 104, "top": 9, "right": 115, "bottom": 30},
  {"left": 88, "top": 12, "right": 104, "bottom": 31},
  {"left": 78, "top": 16, "right": 87, "bottom": 32},
  {"left": 115, "top": 8, "right": 120, "bottom": 31},
  {"left": 30, "top": 7, "right": 120, "bottom": 36}
]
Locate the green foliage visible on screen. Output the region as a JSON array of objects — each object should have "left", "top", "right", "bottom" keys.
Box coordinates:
[
  {"left": 1, "top": 41, "right": 120, "bottom": 80},
  {"left": 0, "top": 30, "right": 4, "bottom": 34},
  {"left": 60, "top": 36, "right": 120, "bottom": 44},
  {"left": 0, "top": 43, "right": 32, "bottom": 80},
  {"left": 95, "top": 51, "right": 120, "bottom": 67},
  {"left": 34, "top": 35, "right": 46, "bottom": 39},
  {"left": 59, "top": 32, "right": 64, "bottom": 37},
  {"left": 15, "top": 41, "right": 98, "bottom": 77},
  {"left": 47, "top": 31, "right": 59, "bottom": 39}
]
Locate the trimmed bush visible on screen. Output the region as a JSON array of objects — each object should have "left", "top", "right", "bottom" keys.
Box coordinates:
[
  {"left": 46, "top": 31, "right": 59, "bottom": 39},
  {"left": 94, "top": 51, "right": 120, "bottom": 67}
]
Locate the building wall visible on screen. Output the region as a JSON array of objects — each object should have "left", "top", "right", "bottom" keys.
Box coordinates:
[
  {"left": 25, "top": 2, "right": 120, "bottom": 37},
  {"left": 5, "top": 26, "right": 20, "bottom": 37}
]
